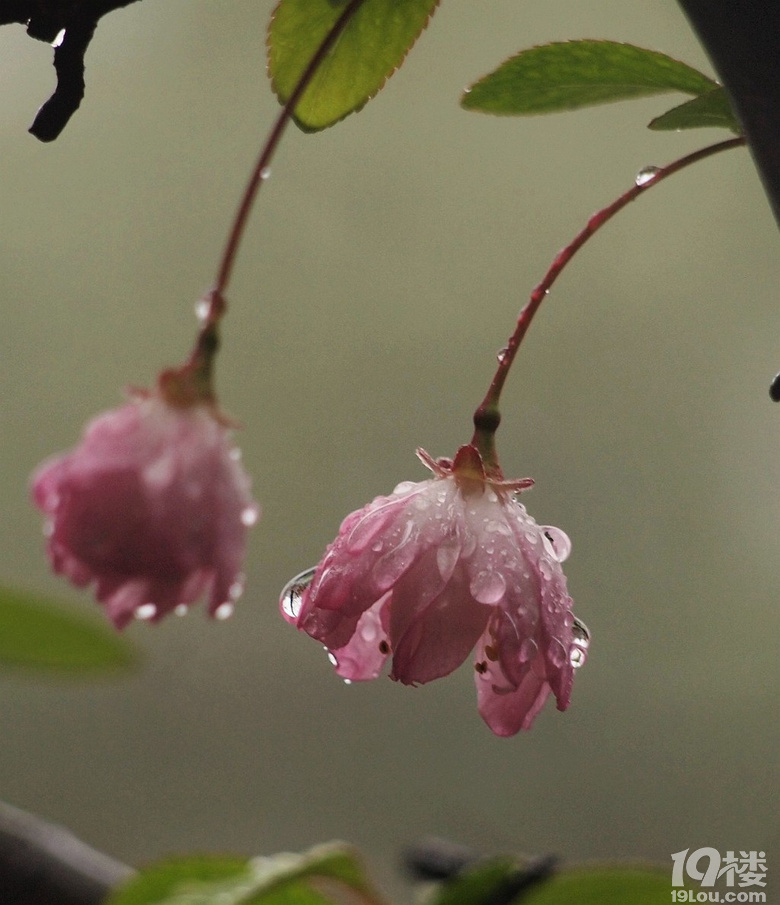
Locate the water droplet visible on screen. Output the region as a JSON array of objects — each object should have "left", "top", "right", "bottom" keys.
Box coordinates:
[
  {"left": 228, "top": 448, "right": 242, "bottom": 461},
  {"left": 436, "top": 542, "right": 460, "bottom": 581},
  {"left": 214, "top": 602, "right": 234, "bottom": 620},
  {"left": 241, "top": 505, "right": 259, "bottom": 526},
  {"left": 635, "top": 165, "right": 661, "bottom": 186},
  {"left": 135, "top": 603, "right": 157, "bottom": 621},
  {"left": 393, "top": 481, "right": 417, "bottom": 496},
  {"left": 280, "top": 566, "right": 317, "bottom": 620},
  {"left": 174, "top": 604, "right": 189, "bottom": 616},
  {"left": 51, "top": 28, "right": 65, "bottom": 48},
  {"left": 470, "top": 570, "right": 507, "bottom": 605},
  {"left": 496, "top": 347, "right": 509, "bottom": 364},
  {"left": 343, "top": 678, "right": 352, "bottom": 685},
  {"left": 518, "top": 637, "right": 537, "bottom": 663},
  {"left": 260, "top": 167, "right": 271, "bottom": 180},
  {"left": 194, "top": 298, "right": 211, "bottom": 322},
  {"left": 770, "top": 372, "right": 780, "bottom": 402},
  {"left": 327, "top": 651, "right": 338, "bottom": 667},
  {"left": 228, "top": 579, "right": 244, "bottom": 600},
  {"left": 541, "top": 526, "right": 572, "bottom": 562},
  {"left": 569, "top": 616, "right": 590, "bottom": 668},
  {"left": 547, "top": 638, "right": 567, "bottom": 667},
  {"left": 538, "top": 559, "right": 553, "bottom": 580}
]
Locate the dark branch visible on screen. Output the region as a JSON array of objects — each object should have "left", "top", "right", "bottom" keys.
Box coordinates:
[
  {"left": 0, "top": 0, "right": 142, "bottom": 140},
  {"left": 0, "top": 800, "right": 134, "bottom": 905},
  {"left": 677, "top": 0, "right": 780, "bottom": 229}
]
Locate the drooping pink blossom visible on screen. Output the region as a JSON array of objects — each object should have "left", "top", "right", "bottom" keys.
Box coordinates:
[
  {"left": 281, "top": 445, "right": 588, "bottom": 736},
  {"left": 32, "top": 389, "right": 258, "bottom": 630}
]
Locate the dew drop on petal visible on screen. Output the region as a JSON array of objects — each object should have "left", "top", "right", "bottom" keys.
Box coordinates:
[
  {"left": 518, "top": 637, "right": 537, "bottom": 663},
  {"left": 547, "top": 638, "right": 567, "bottom": 668},
  {"left": 538, "top": 559, "right": 553, "bottom": 580},
  {"left": 174, "top": 604, "right": 189, "bottom": 617},
  {"left": 135, "top": 603, "right": 157, "bottom": 621},
  {"left": 280, "top": 566, "right": 317, "bottom": 620},
  {"left": 541, "top": 526, "right": 572, "bottom": 563},
  {"left": 569, "top": 616, "right": 591, "bottom": 668},
  {"left": 241, "top": 505, "right": 259, "bottom": 526},
  {"left": 635, "top": 165, "right": 661, "bottom": 186},
  {"left": 260, "top": 167, "right": 271, "bottom": 180},
  {"left": 327, "top": 651, "right": 339, "bottom": 667},
  {"left": 436, "top": 542, "right": 460, "bottom": 581},
  {"left": 470, "top": 570, "right": 507, "bottom": 604},
  {"left": 343, "top": 678, "right": 352, "bottom": 685},
  {"left": 214, "top": 602, "right": 234, "bottom": 620}
]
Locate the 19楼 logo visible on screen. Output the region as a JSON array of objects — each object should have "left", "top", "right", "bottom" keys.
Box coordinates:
[{"left": 671, "top": 849, "right": 767, "bottom": 903}]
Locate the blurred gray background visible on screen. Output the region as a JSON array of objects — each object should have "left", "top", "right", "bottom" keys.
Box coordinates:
[{"left": 0, "top": 0, "right": 777, "bottom": 898}]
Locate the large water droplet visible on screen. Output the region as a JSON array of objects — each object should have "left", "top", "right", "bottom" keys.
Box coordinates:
[
  {"left": 541, "top": 526, "right": 572, "bottom": 563},
  {"left": 260, "top": 167, "right": 271, "bottom": 181},
  {"left": 327, "top": 651, "right": 339, "bottom": 667},
  {"left": 280, "top": 566, "right": 317, "bottom": 620},
  {"left": 470, "top": 570, "right": 507, "bottom": 605},
  {"left": 241, "top": 505, "right": 259, "bottom": 526},
  {"left": 569, "top": 616, "right": 591, "bottom": 668},
  {"left": 635, "top": 165, "right": 661, "bottom": 186},
  {"left": 135, "top": 603, "right": 157, "bottom": 621}
]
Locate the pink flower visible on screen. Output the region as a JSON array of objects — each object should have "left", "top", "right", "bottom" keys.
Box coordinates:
[
  {"left": 281, "top": 445, "right": 588, "bottom": 736},
  {"left": 32, "top": 390, "right": 258, "bottom": 630}
]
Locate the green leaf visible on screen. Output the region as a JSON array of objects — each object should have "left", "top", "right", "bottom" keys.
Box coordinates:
[
  {"left": 268, "top": 0, "right": 439, "bottom": 132},
  {"left": 649, "top": 86, "right": 742, "bottom": 133},
  {"left": 462, "top": 41, "right": 717, "bottom": 116},
  {"left": 519, "top": 865, "right": 673, "bottom": 904},
  {"left": 0, "top": 587, "right": 134, "bottom": 674},
  {"left": 106, "top": 843, "right": 386, "bottom": 905}
]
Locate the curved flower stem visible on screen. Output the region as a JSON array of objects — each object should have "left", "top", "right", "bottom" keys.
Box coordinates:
[
  {"left": 471, "top": 135, "right": 746, "bottom": 468},
  {"left": 202, "top": 0, "right": 368, "bottom": 326}
]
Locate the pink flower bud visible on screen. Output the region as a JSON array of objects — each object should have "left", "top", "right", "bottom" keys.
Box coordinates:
[
  {"left": 281, "top": 445, "right": 588, "bottom": 736},
  {"left": 32, "top": 392, "right": 259, "bottom": 630}
]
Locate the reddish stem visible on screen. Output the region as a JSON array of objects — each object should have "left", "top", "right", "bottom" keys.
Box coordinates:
[
  {"left": 202, "top": 0, "right": 368, "bottom": 323},
  {"left": 471, "top": 135, "right": 746, "bottom": 467}
]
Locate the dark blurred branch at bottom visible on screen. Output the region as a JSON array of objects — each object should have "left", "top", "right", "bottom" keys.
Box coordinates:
[
  {"left": 677, "top": 0, "right": 780, "bottom": 230},
  {"left": 0, "top": 800, "right": 134, "bottom": 905}
]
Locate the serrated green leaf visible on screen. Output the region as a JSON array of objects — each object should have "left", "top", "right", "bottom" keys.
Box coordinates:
[
  {"left": 649, "top": 86, "right": 741, "bottom": 133},
  {"left": 0, "top": 587, "right": 134, "bottom": 673},
  {"left": 106, "top": 844, "right": 386, "bottom": 905},
  {"left": 268, "top": 0, "right": 439, "bottom": 132},
  {"left": 519, "top": 865, "right": 672, "bottom": 904},
  {"left": 462, "top": 41, "right": 717, "bottom": 116}
]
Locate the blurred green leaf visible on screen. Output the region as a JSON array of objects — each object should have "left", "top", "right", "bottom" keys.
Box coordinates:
[
  {"left": 268, "top": 0, "right": 439, "bottom": 132},
  {"left": 0, "top": 587, "right": 134, "bottom": 673},
  {"left": 519, "top": 865, "right": 672, "bottom": 904},
  {"left": 649, "top": 87, "right": 741, "bottom": 133},
  {"left": 462, "top": 41, "right": 717, "bottom": 116},
  {"left": 106, "top": 843, "right": 386, "bottom": 905}
]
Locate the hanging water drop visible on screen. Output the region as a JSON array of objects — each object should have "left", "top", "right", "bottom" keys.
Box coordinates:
[
  {"left": 214, "top": 602, "right": 234, "bottom": 620},
  {"left": 135, "top": 603, "right": 157, "bottom": 621},
  {"left": 541, "top": 526, "right": 572, "bottom": 563},
  {"left": 280, "top": 566, "right": 317, "bottom": 620},
  {"left": 241, "top": 505, "right": 259, "bottom": 526},
  {"left": 635, "top": 165, "right": 661, "bottom": 187},
  {"left": 194, "top": 298, "right": 211, "bottom": 323},
  {"left": 496, "top": 346, "right": 509, "bottom": 364},
  {"left": 769, "top": 372, "right": 780, "bottom": 401},
  {"left": 174, "top": 604, "right": 189, "bottom": 617},
  {"left": 569, "top": 616, "right": 591, "bottom": 668},
  {"left": 260, "top": 167, "right": 271, "bottom": 181}
]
